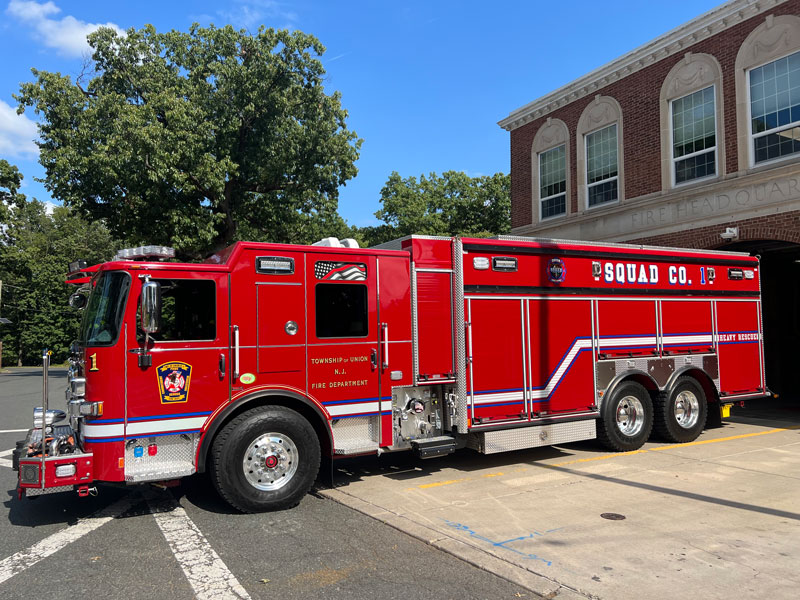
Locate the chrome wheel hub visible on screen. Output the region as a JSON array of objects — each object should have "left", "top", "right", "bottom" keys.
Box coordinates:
[
  {"left": 616, "top": 395, "right": 645, "bottom": 437},
  {"left": 243, "top": 432, "right": 298, "bottom": 491},
  {"left": 674, "top": 391, "right": 700, "bottom": 429}
]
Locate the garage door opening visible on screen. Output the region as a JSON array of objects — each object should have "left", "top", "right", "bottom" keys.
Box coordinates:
[{"left": 718, "top": 239, "right": 800, "bottom": 402}]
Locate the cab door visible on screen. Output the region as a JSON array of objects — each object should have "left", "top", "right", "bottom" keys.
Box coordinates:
[
  {"left": 125, "top": 272, "right": 230, "bottom": 451},
  {"left": 305, "top": 254, "right": 381, "bottom": 422}
]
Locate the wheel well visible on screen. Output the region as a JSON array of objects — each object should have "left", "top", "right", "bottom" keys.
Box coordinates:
[
  {"left": 605, "top": 371, "right": 659, "bottom": 402},
  {"left": 197, "top": 394, "right": 332, "bottom": 473},
  {"left": 669, "top": 368, "right": 720, "bottom": 405}
]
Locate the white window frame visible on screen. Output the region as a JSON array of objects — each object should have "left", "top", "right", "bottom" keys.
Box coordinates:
[
  {"left": 747, "top": 50, "right": 800, "bottom": 168},
  {"left": 538, "top": 144, "right": 567, "bottom": 222},
  {"left": 669, "top": 85, "right": 718, "bottom": 187},
  {"left": 585, "top": 124, "right": 619, "bottom": 210}
]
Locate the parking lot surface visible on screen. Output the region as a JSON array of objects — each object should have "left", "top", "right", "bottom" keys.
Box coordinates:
[
  {"left": 324, "top": 401, "right": 800, "bottom": 600},
  {"left": 3, "top": 368, "right": 799, "bottom": 599}
]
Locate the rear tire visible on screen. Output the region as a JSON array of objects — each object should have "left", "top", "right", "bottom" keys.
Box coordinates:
[
  {"left": 597, "top": 381, "right": 653, "bottom": 451},
  {"left": 210, "top": 406, "right": 320, "bottom": 513},
  {"left": 654, "top": 377, "right": 707, "bottom": 443}
]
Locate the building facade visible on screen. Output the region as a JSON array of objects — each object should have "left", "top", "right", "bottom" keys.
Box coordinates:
[{"left": 500, "top": 0, "right": 800, "bottom": 396}]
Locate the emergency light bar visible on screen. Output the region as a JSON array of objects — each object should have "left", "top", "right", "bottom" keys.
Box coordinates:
[
  {"left": 114, "top": 246, "right": 176, "bottom": 261},
  {"left": 68, "top": 259, "right": 88, "bottom": 274}
]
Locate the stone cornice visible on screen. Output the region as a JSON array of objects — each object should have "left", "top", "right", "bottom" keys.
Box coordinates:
[{"left": 498, "top": 0, "right": 786, "bottom": 132}]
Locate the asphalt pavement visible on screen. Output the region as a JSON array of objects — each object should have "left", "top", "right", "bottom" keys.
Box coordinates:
[{"left": 0, "top": 368, "right": 534, "bottom": 600}]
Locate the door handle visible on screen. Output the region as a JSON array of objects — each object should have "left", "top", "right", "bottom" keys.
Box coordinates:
[
  {"left": 219, "top": 353, "right": 226, "bottom": 378},
  {"left": 381, "top": 323, "right": 389, "bottom": 369},
  {"left": 232, "top": 325, "right": 240, "bottom": 379}
]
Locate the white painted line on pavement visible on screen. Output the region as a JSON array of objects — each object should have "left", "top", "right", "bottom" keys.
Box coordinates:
[
  {"left": 0, "top": 449, "right": 13, "bottom": 457},
  {"left": 0, "top": 494, "right": 136, "bottom": 585},
  {"left": 0, "top": 429, "right": 28, "bottom": 434},
  {"left": 149, "top": 498, "right": 251, "bottom": 600},
  {"left": 0, "top": 458, "right": 11, "bottom": 468}
]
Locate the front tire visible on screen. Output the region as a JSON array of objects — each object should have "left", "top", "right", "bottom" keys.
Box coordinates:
[
  {"left": 597, "top": 381, "right": 653, "bottom": 451},
  {"left": 210, "top": 406, "right": 321, "bottom": 513},
  {"left": 654, "top": 377, "right": 707, "bottom": 443}
]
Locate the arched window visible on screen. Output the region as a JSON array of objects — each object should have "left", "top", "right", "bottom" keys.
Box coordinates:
[
  {"left": 660, "top": 53, "right": 725, "bottom": 189},
  {"left": 531, "top": 118, "right": 570, "bottom": 222},
  {"left": 577, "top": 96, "right": 624, "bottom": 210},
  {"left": 735, "top": 14, "right": 800, "bottom": 170}
]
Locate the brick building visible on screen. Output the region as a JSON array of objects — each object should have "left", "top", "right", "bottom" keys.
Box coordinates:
[{"left": 500, "top": 0, "right": 800, "bottom": 396}]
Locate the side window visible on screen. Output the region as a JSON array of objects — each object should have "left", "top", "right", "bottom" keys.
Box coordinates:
[
  {"left": 749, "top": 50, "right": 800, "bottom": 164},
  {"left": 539, "top": 144, "right": 567, "bottom": 219},
  {"left": 586, "top": 123, "right": 619, "bottom": 207},
  {"left": 672, "top": 86, "right": 717, "bottom": 184},
  {"left": 140, "top": 279, "right": 216, "bottom": 342},
  {"left": 315, "top": 284, "right": 368, "bottom": 338}
]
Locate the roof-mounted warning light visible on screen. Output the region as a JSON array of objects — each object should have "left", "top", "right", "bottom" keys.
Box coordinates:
[
  {"left": 114, "top": 246, "right": 176, "bottom": 261},
  {"left": 312, "top": 237, "right": 360, "bottom": 248}
]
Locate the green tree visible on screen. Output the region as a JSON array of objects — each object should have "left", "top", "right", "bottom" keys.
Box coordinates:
[
  {"left": 17, "top": 24, "right": 361, "bottom": 259},
  {"left": 0, "top": 160, "right": 24, "bottom": 223},
  {"left": 0, "top": 167, "right": 116, "bottom": 365},
  {"left": 362, "top": 171, "right": 510, "bottom": 246}
]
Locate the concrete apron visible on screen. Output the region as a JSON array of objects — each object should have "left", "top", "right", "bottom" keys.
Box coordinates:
[{"left": 320, "top": 416, "right": 800, "bottom": 600}]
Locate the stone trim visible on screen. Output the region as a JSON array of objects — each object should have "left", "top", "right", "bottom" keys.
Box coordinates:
[
  {"left": 734, "top": 13, "right": 800, "bottom": 170},
  {"left": 531, "top": 118, "right": 571, "bottom": 224},
  {"left": 499, "top": 0, "right": 786, "bottom": 132},
  {"left": 576, "top": 96, "right": 625, "bottom": 211},
  {"left": 509, "top": 162, "right": 800, "bottom": 243},
  {"left": 629, "top": 213, "right": 800, "bottom": 249},
  {"left": 660, "top": 52, "right": 726, "bottom": 190}
]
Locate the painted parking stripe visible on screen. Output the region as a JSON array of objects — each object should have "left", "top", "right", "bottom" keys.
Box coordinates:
[
  {"left": 0, "top": 494, "right": 137, "bottom": 585},
  {"left": 148, "top": 498, "right": 251, "bottom": 600},
  {"left": 0, "top": 429, "right": 28, "bottom": 434},
  {"left": 0, "top": 448, "right": 13, "bottom": 469}
]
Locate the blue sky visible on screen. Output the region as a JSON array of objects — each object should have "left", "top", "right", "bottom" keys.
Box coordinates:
[{"left": 0, "top": 0, "right": 724, "bottom": 228}]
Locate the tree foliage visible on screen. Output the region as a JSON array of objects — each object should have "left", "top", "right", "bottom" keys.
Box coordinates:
[
  {"left": 0, "top": 164, "right": 116, "bottom": 365},
  {"left": 361, "top": 171, "right": 510, "bottom": 246},
  {"left": 17, "top": 24, "right": 361, "bottom": 258}
]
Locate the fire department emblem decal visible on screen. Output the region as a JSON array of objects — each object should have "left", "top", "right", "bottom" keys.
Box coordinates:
[
  {"left": 548, "top": 258, "right": 566, "bottom": 284},
  {"left": 157, "top": 362, "right": 192, "bottom": 404},
  {"left": 314, "top": 261, "right": 367, "bottom": 281}
]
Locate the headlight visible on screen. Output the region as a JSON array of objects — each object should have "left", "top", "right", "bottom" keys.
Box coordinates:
[{"left": 70, "top": 377, "right": 86, "bottom": 397}]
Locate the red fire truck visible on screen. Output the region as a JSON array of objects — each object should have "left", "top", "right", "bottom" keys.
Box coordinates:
[{"left": 14, "top": 235, "right": 766, "bottom": 512}]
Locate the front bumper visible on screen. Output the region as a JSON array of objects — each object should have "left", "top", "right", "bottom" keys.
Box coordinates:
[{"left": 15, "top": 426, "right": 94, "bottom": 497}]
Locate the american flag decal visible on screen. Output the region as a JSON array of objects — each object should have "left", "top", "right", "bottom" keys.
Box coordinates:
[{"left": 314, "top": 261, "right": 367, "bottom": 281}]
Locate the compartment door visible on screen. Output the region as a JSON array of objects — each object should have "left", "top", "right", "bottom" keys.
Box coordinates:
[
  {"left": 716, "top": 300, "right": 765, "bottom": 395},
  {"left": 467, "top": 298, "right": 527, "bottom": 425}
]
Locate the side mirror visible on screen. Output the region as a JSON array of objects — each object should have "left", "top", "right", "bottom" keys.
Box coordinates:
[
  {"left": 140, "top": 279, "right": 161, "bottom": 334},
  {"left": 68, "top": 293, "right": 87, "bottom": 310}
]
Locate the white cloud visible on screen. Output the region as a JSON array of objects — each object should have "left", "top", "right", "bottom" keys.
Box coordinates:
[
  {"left": 6, "top": 0, "right": 124, "bottom": 57},
  {"left": 0, "top": 100, "right": 38, "bottom": 159},
  {"left": 216, "top": 1, "right": 298, "bottom": 30}
]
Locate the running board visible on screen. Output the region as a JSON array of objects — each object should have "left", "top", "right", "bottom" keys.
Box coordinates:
[{"left": 411, "top": 436, "right": 457, "bottom": 459}]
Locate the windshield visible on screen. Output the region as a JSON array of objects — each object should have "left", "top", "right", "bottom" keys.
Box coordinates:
[{"left": 79, "top": 272, "right": 131, "bottom": 346}]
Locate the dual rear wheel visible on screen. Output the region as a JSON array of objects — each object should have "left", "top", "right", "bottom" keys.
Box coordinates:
[{"left": 597, "top": 377, "right": 708, "bottom": 451}]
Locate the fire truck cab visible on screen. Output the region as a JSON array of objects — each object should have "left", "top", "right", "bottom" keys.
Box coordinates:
[{"left": 15, "top": 235, "right": 766, "bottom": 512}]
